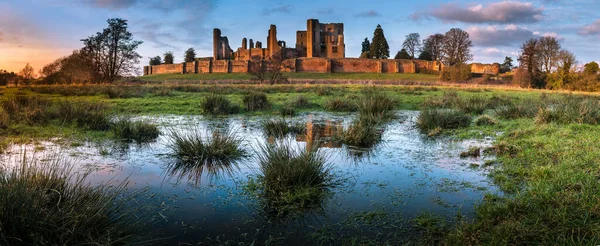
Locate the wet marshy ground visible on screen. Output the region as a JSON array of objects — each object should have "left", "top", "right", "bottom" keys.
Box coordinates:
[{"left": 1, "top": 111, "right": 499, "bottom": 244}]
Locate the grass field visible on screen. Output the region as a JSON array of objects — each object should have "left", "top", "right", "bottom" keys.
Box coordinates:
[
  {"left": 140, "top": 72, "right": 441, "bottom": 82},
  {"left": 2, "top": 83, "right": 600, "bottom": 244}
]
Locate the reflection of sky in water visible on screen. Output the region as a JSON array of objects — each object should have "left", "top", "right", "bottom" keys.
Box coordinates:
[{"left": 0, "top": 111, "right": 500, "bottom": 244}]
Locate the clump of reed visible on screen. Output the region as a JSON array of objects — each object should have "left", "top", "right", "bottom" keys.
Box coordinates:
[
  {"left": 200, "top": 94, "right": 237, "bottom": 115},
  {"left": 256, "top": 142, "right": 334, "bottom": 209},
  {"left": 357, "top": 92, "right": 396, "bottom": 119},
  {"left": 243, "top": 92, "right": 270, "bottom": 111},
  {"left": 341, "top": 114, "right": 383, "bottom": 148},
  {"left": 111, "top": 118, "right": 160, "bottom": 143},
  {"left": 422, "top": 91, "right": 461, "bottom": 109},
  {"left": 494, "top": 102, "right": 538, "bottom": 119},
  {"left": 167, "top": 129, "right": 247, "bottom": 168},
  {"left": 535, "top": 97, "right": 600, "bottom": 125},
  {"left": 324, "top": 98, "right": 357, "bottom": 112},
  {"left": 261, "top": 118, "right": 306, "bottom": 138},
  {"left": 1, "top": 94, "right": 53, "bottom": 125},
  {"left": 280, "top": 104, "right": 296, "bottom": 117},
  {"left": 417, "top": 109, "right": 472, "bottom": 134},
  {"left": 457, "top": 96, "right": 491, "bottom": 114},
  {"left": 0, "top": 157, "right": 148, "bottom": 245},
  {"left": 56, "top": 101, "right": 111, "bottom": 130},
  {"left": 474, "top": 114, "right": 499, "bottom": 126},
  {"left": 294, "top": 96, "right": 311, "bottom": 108}
]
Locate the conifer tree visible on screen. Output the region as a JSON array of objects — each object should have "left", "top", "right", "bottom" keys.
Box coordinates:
[
  {"left": 369, "top": 25, "right": 389, "bottom": 59},
  {"left": 361, "top": 37, "right": 371, "bottom": 56}
]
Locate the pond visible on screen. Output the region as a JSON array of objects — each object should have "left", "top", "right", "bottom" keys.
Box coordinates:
[{"left": 0, "top": 110, "right": 499, "bottom": 244}]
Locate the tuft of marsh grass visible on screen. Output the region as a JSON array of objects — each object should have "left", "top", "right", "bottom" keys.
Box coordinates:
[
  {"left": 0, "top": 157, "right": 149, "bottom": 245},
  {"left": 357, "top": 92, "right": 396, "bottom": 119},
  {"left": 535, "top": 97, "right": 600, "bottom": 125},
  {"left": 494, "top": 102, "right": 537, "bottom": 119},
  {"left": 111, "top": 118, "right": 160, "bottom": 143},
  {"left": 167, "top": 129, "right": 247, "bottom": 169},
  {"left": 294, "top": 96, "right": 310, "bottom": 108},
  {"left": 256, "top": 142, "right": 334, "bottom": 210},
  {"left": 324, "top": 98, "right": 357, "bottom": 112},
  {"left": 422, "top": 91, "right": 461, "bottom": 109},
  {"left": 341, "top": 115, "right": 383, "bottom": 148},
  {"left": 417, "top": 109, "right": 472, "bottom": 133},
  {"left": 243, "top": 92, "right": 270, "bottom": 111},
  {"left": 200, "top": 94, "right": 237, "bottom": 115},
  {"left": 474, "top": 115, "right": 498, "bottom": 126},
  {"left": 57, "top": 101, "right": 111, "bottom": 131},
  {"left": 261, "top": 118, "right": 306, "bottom": 138},
  {"left": 280, "top": 104, "right": 296, "bottom": 117},
  {"left": 457, "top": 96, "right": 490, "bottom": 114}
]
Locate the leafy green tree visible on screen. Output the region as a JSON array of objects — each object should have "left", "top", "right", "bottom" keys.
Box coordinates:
[
  {"left": 149, "top": 56, "right": 162, "bottom": 65},
  {"left": 184, "top": 48, "right": 196, "bottom": 62},
  {"left": 164, "top": 51, "right": 174, "bottom": 64},
  {"left": 583, "top": 61, "right": 599, "bottom": 76},
  {"left": 369, "top": 25, "right": 389, "bottom": 59},
  {"left": 81, "top": 18, "right": 143, "bottom": 83},
  {"left": 394, "top": 49, "right": 412, "bottom": 59},
  {"left": 442, "top": 28, "right": 472, "bottom": 66},
  {"left": 501, "top": 56, "right": 514, "bottom": 73},
  {"left": 361, "top": 38, "right": 371, "bottom": 55},
  {"left": 402, "top": 33, "right": 421, "bottom": 59}
]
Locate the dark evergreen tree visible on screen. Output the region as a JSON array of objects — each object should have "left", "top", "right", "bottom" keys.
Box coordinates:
[
  {"left": 164, "top": 51, "right": 174, "bottom": 64},
  {"left": 394, "top": 49, "right": 412, "bottom": 59},
  {"left": 184, "top": 48, "right": 196, "bottom": 62},
  {"left": 361, "top": 38, "right": 371, "bottom": 54},
  {"left": 369, "top": 25, "right": 390, "bottom": 59},
  {"left": 418, "top": 50, "right": 433, "bottom": 61},
  {"left": 501, "top": 56, "right": 514, "bottom": 73},
  {"left": 149, "top": 56, "right": 162, "bottom": 65}
]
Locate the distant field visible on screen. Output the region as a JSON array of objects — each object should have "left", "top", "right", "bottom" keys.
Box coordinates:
[{"left": 140, "top": 72, "right": 440, "bottom": 82}]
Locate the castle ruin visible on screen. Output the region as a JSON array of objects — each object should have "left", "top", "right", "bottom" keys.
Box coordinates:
[{"left": 214, "top": 19, "right": 345, "bottom": 61}]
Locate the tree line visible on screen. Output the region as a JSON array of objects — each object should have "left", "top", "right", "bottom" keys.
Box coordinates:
[{"left": 359, "top": 24, "right": 473, "bottom": 67}]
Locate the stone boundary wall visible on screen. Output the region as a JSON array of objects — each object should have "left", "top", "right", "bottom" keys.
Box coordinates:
[
  {"left": 470, "top": 63, "right": 501, "bottom": 75},
  {"left": 144, "top": 58, "right": 443, "bottom": 75}
]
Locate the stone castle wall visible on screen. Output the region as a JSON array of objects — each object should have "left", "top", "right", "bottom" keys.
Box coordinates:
[
  {"left": 470, "top": 63, "right": 501, "bottom": 75},
  {"left": 144, "top": 58, "right": 445, "bottom": 75}
]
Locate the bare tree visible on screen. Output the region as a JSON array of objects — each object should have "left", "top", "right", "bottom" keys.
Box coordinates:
[
  {"left": 442, "top": 28, "right": 473, "bottom": 66},
  {"left": 402, "top": 33, "right": 421, "bottom": 59},
  {"left": 80, "top": 18, "right": 142, "bottom": 83},
  {"left": 19, "top": 63, "right": 35, "bottom": 80},
  {"left": 538, "top": 36, "right": 561, "bottom": 73},
  {"left": 518, "top": 38, "right": 540, "bottom": 75},
  {"left": 423, "top": 34, "right": 445, "bottom": 62}
]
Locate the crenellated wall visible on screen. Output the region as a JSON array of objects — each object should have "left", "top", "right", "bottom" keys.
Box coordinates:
[{"left": 143, "top": 58, "right": 442, "bottom": 76}]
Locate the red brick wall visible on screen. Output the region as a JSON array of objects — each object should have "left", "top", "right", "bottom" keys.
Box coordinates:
[
  {"left": 296, "top": 58, "right": 329, "bottom": 73},
  {"left": 331, "top": 58, "right": 380, "bottom": 73},
  {"left": 212, "top": 60, "right": 229, "bottom": 73}
]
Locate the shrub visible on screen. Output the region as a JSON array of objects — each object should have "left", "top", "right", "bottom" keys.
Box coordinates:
[
  {"left": 441, "top": 65, "right": 472, "bottom": 82},
  {"left": 243, "top": 92, "right": 270, "bottom": 111},
  {"left": 256, "top": 142, "right": 334, "bottom": 209},
  {"left": 475, "top": 115, "right": 498, "bottom": 126},
  {"left": 0, "top": 158, "right": 148, "bottom": 245},
  {"left": 167, "top": 129, "right": 247, "bottom": 168},
  {"left": 262, "top": 118, "right": 305, "bottom": 138},
  {"left": 417, "top": 109, "right": 472, "bottom": 133},
  {"left": 324, "top": 98, "right": 357, "bottom": 112},
  {"left": 200, "top": 94, "right": 236, "bottom": 115},
  {"left": 111, "top": 118, "right": 160, "bottom": 143}
]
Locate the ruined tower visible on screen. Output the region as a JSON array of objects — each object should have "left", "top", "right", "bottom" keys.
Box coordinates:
[
  {"left": 306, "top": 19, "right": 321, "bottom": 58},
  {"left": 267, "top": 25, "right": 279, "bottom": 58},
  {"left": 213, "top": 28, "right": 233, "bottom": 60}
]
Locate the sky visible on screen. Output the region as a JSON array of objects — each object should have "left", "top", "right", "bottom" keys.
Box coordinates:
[{"left": 0, "top": 0, "right": 599, "bottom": 73}]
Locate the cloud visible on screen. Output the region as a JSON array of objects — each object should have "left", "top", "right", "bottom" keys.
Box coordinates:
[
  {"left": 411, "top": 1, "right": 544, "bottom": 24},
  {"left": 355, "top": 10, "right": 380, "bottom": 18},
  {"left": 579, "top": 19, "right": 600, "bottom": 36},
  {"left": 86, "top": 0, "right": 138, "bottom": 9},
  {"left": 262, "top": 5, "right": 293, "bottom": 15},
  {"left": 468, "top": 25, "right": 561, "bottom": 47},
  {"left": 317, "top": 8, "right": 334, "bottom": 15}
]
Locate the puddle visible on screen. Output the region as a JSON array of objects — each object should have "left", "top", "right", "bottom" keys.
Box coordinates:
[{"left": 0, "top": 111, "right": 499, "bottom": 244}]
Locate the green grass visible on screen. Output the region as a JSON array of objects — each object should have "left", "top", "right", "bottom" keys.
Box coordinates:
[
  {"left": 140, "top": 72, "right": 440, "bottom": 82},
  {"left": 111, "top": 118, "right": 160, "bottom": 143},
  {"left": 200, "top": 94, "right": 238, "bottom": 115},
  {"left": 0, "top": 157, "right": 148, "bottom": 245},
  {"left": 255, "top": 142, "right": 335, "bottom": 215},
  {"left": 417, "top": 109, "right": 472, "bottom": 133}
]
